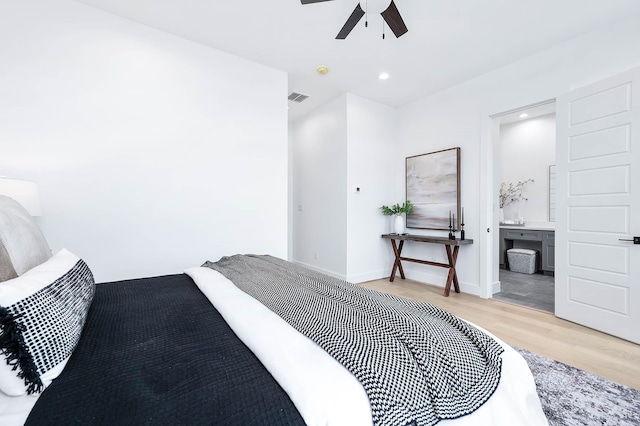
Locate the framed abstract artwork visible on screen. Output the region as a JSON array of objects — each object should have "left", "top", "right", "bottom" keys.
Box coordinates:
[{"left": 406, "top": 147, "right": 461, "bottom": 230}]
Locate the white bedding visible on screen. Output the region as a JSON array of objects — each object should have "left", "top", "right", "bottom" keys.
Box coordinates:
[
  {"left": 185, "top": 266, "right": 548, "bottom": 426},
  {"left": 0, "top": 392, "right": 39, "bottom": 426}
]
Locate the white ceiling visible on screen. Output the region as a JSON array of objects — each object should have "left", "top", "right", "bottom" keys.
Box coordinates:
[
  {"left": 72, "top": 0, "right": 640, "bottom": 121},
  {"left": 498, "top": 101, "right": 556, "bottom": 125}
]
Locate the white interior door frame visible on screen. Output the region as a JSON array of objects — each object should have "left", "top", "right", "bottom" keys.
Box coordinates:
[
  {"left": 479, "top": 99, "right": 556, "bottom": 299},
  {"left": 478, "top": 113, "right": 497, "bottom": 299}
]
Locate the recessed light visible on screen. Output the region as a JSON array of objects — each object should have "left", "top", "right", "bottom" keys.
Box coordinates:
[
  {"left": 379, "top": 72, "right": 390, "bottom": 80},
  {"left": 519, "top": 113, "right": 529, "bottom": 118}
]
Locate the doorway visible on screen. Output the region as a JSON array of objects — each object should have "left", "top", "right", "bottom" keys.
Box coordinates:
[
  {"left": 478, "top": 68, "right": 640, "bottom": 343},
  {"left": 490, "top": 101, "right": 556, "bottom": 313}
]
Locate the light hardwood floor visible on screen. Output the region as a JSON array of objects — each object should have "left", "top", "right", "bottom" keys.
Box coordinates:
[{"left": 360, "top": 278, "right": 640, "bottom": 391}]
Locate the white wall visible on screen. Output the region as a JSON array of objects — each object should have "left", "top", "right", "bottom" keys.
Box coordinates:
[
  {"left": 397, "top": 13, "right": 640, "bottom": 296},
  {"left": 292, "top": 94, "right": 397, "bottom": 281},
  {"left": 499, "top": 114, "right": 556, "bottom": 223},
  {"left": 345, "top": 95, "right": 398, "bottom": 282},
  {"left": 291, "top": 95, "right": 348, "bottom": 277},
  {"left": 0, "top": 0, "right": 288, "bottom": 282},
  {"left": 396, "top": 98, "right": 483, "bottom": 294}
]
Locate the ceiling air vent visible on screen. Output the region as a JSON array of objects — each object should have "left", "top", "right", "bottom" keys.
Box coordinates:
[{"left": 288, "top": 92, "right": 310, "bottom": 103}]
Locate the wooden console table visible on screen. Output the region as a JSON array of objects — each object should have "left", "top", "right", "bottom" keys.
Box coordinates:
[{"left": 381, "top": 234, "right": 473, "bottom": 297}]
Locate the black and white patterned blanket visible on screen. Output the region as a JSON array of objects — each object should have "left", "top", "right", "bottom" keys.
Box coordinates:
[{"left": 203, "top": 255, "right": 504, "bottom": 426}]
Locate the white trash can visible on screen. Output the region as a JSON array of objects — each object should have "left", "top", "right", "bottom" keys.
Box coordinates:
[{"left": 507, "top": 248, "right": 537, "bottom": 274}]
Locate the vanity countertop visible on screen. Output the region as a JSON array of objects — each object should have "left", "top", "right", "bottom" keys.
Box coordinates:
[{"left": 499, "top": 223, "right": 555, "bottom": 231}]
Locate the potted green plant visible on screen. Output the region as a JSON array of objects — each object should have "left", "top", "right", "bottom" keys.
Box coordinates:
[{"left": 380, "top": 200, "right": 414, "bottom": 234}]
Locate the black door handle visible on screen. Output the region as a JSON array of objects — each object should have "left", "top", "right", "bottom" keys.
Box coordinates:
[{"left": 619, "top": 236, "right": 640, "bottom": 244}]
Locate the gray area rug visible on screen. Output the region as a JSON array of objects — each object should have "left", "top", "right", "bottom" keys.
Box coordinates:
[{"left": 514, "top": 347, "right": 640, "bottom": 425}]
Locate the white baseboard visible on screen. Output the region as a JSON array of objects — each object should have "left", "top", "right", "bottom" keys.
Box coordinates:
[
  {"left": 347, "top": 269, "right": 390, "bottom": 284},
  {"left": 492, "top": 280, "right": 501, "bottom": 295},
  {"left": 289, "top": 261, "right": 487, "bottom": 297},
  {"left": 291, "top": 261, "right": 347, "bottom": 281},
  {"left": 291, "top": 262, "right": 391, "bottom": 284},
  {"left": 402, "top": 268, "right": 482, "bottom": 297}
]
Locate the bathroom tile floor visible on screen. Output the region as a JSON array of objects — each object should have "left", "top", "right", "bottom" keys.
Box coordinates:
[{"left": 494, "top": 269, "right": 555, "bottom": 313}]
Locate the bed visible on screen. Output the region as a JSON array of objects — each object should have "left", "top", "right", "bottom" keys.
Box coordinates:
[{"left": 0, "top": 195, "right": 548, "bottom": 425}]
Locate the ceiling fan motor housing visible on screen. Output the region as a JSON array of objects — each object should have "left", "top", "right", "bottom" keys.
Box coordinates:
[{"left": 301, "top": 0, "right": 407, "bottom": 39}]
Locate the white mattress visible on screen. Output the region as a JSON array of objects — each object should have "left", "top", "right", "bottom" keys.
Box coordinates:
[{"left": 185, "top": 267, "right": 548, "bottom": 426}]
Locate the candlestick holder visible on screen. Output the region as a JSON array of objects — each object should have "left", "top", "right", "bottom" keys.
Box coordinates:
[
  {"left": 460, "top": 224, "right": 465, "bottom": 241},
  {"left": 449, "top": 212, "right": 457, "bottom": 240}
]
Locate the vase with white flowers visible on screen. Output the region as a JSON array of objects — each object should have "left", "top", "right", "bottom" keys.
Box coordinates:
[
  {"left": 499, "top": 179, "right": 533, "bottom": 223},
  {"left": 380, "top": 200, "right": 414, "bottom": 234}
]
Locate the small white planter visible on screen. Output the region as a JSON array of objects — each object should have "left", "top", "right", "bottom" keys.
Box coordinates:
[{"left": 394, "top": 215, "right": 405, "bottom": 234}]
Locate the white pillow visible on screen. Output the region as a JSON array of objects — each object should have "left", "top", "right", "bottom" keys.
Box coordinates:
[{"left": 0, "top": 249, "right": 95, "bottom": 396}]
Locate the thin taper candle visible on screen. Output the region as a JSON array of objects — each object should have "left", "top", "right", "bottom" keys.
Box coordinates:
[{"left": 449, "top": 210, "right": 452, "bottom": 227}]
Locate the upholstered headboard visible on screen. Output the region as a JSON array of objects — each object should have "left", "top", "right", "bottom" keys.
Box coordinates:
[{"left": 0, "top": 195, "right": 51, "bottom": 281}]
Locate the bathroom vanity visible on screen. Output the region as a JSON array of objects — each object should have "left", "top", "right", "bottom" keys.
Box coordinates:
[{"left": 499, "top": 224, "right": 555, "bottom": 275}]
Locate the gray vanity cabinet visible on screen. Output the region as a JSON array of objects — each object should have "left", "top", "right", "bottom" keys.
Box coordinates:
[
  {"left": 499, "top": 228, "right": 555, "bottom": 275},
  {"left": 542, "top": 231, "right": 555, "bottom": 273}
]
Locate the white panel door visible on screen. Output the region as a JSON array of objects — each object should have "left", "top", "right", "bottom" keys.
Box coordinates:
[{"left": 556, "top": 67, "right": 640, "bottom": 344}]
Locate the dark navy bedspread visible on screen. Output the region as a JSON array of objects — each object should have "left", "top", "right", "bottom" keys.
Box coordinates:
[{"left": 26, "top": 274, "right": 305, "bottom": 425}]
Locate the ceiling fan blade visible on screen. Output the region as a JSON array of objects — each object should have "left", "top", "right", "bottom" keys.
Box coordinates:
[
  {"left": 335, "top": 3, "right": 365, "bottom": 39},
  {"left": 300, "top": 0, "right": 334, "bottom": 4},
  {"left": 381, "top": 0, "right": 408, "bottom": 38}
]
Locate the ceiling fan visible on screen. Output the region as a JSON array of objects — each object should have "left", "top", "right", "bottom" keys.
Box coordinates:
[{"left": 301, "top": 0, "right": 408, "bottom": 40}]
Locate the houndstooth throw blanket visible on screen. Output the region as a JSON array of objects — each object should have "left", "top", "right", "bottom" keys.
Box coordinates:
[{"left": 203, "top": 255, "right": 504, "bottom": 426}]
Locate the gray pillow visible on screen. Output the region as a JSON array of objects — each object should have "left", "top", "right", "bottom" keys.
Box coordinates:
[
  {"left": 0, "top": 195, "right": 51, "bottom": 280},
  {"left": 0, "top": 240, "right": 17, "bottom": 281}
]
